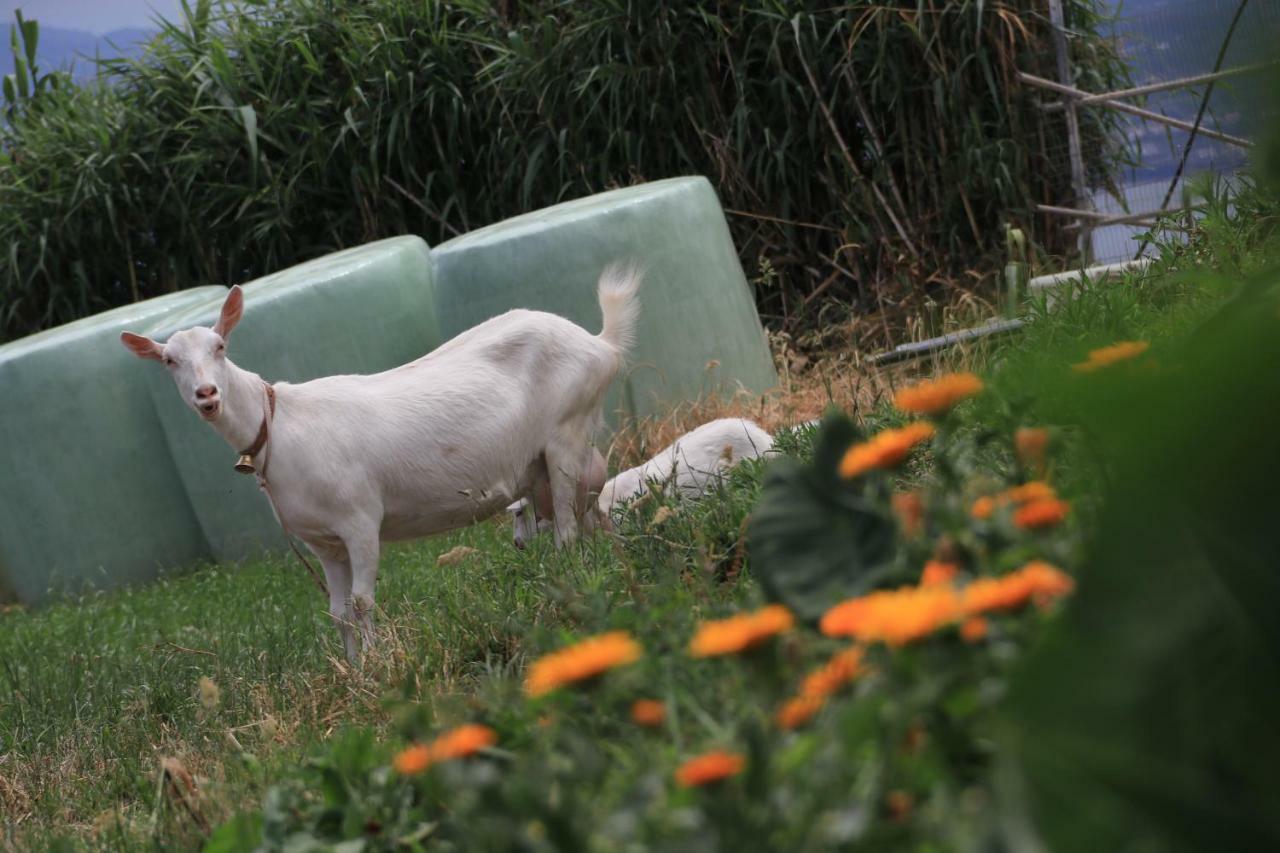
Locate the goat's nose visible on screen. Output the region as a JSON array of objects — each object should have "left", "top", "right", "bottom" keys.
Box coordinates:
[{"left": 195, "top": 384, "right": 218, "bottom": 400}]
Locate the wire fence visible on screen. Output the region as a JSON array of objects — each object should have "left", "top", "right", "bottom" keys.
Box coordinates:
[{"left": 1029, "top": 0, "right": 1280, "bottom": 264}]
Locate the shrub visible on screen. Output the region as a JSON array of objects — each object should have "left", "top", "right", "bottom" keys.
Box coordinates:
[{"left": 0, "top": 0, "right": 1130, "bottom": 343}]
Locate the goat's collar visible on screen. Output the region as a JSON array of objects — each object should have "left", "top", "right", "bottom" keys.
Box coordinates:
[{"left": 234, "top": 383, "right": 276, "bottom": 475}]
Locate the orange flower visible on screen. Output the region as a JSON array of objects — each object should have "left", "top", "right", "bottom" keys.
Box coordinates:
[
  {"left": 675, "top": 751, "right": 745, "bottom": 787},
  {"left": 393, "top": 724, "right": 497, "bottom": 774},
  {"left": 960, "top": 617, "right": 989, "bottom": 643},
  {"left": 393, "top": 744, "right": 432, "bottom": 776},
  {"left": 886, "top": 790, "right": 915, "bottom": 822},
  {"left": 1013, "top": 498, "right": 1070, "bottom": 529},
  {"left": 920, "top": 560, "right": 959, "bottom": 587},
  {"left": 970, "top": 495, "right": 997, "bottom": 520},
  {"left": 820, "top": 585, "right": 962, "bottom": 646},
  {"left": 776, "top": 694, "right": 825, "bottom": 730},
  {"left": 800, "top": 647, "right": 865, "bottom": 698},
  {"left": 891, "top": 491, "right": 925, "bottom": 537},
  {"left": 688, "top": 604, "right": 794, "bottom": 657},
  {"left": 1020, "top": 560, "right": 1076, "bottom": 604},
  {"left": 1015, "top": 427, "right": 1050, "bottom": 471},
  {"left": 429, "top": 724, "right": 497, "bottom": 762},
  {"left": 893, "top": 372, "right": 984, "bottom": 415},
  {"left": 838, "top": 423, "right": 935, "bottom": 479},
  {"left": 1007, "top": 482, "right": 1056, "bottom": 504},
  {"left": 962, "top": 577, "right": 1027, "bottom": 614},
  {"left": 1072, "top": 340, "right": 1150, "bottom": 373},
  {"left": 523, "top": 631, "right": 643, "bottom": 697},
  {"left": 962, "top": 561, "right": 1073, "bottom": 615},
  {"left": 630, "top": 699, "right": 666, "bottom": 728},
  {"left": 971, "top": 481, "right": 1056, "bottom": 520}
]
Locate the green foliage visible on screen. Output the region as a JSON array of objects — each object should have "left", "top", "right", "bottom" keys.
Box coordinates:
[
  {"left": 749, "top": 412, "right": 897, "bottom": 621},
  {"left": 3, "top": 11, "right": 69, "bottom": 113},
  {"left": 0, "top": 0, "right": 1130, "bottom": 343},
  {"left": 998, "top": 261, "right": 1280, "bottom": 852}
]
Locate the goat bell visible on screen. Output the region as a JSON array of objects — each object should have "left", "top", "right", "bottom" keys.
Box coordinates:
[{"left": 234, "top": 454, "right": 256, "bottom": 475}]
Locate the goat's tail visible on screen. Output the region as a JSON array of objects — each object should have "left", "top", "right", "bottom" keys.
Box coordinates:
[{"left": 596, "top": 262, "right": 643, "bottom": 356}]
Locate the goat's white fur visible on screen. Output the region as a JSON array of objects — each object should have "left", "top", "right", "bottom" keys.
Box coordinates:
[
  {"left": 121, "top": 265, "right": 641, "bottom": 661},
  {"left": 598, "top": 418, "right": 775, "bottom": 514}
]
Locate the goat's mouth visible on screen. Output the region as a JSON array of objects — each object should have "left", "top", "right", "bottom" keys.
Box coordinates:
[{"left": 197, "top": 401, "right": 221, "bottom": 420}]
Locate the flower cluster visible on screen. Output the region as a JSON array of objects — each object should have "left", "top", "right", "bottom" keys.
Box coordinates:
[
  {"left": 891, "top": 491, "right": 925, "bottom": 537},
  {"left": 630, "top": 699, "right": 666, "bottom": 728},
  {"left": 1014, "top": 427, "right": 1050, "bottom": 473},
  {"left": 820, "top": 561, "right": 1074, "bottom": 646},
  {"left": 675, "top": 751, "right": 746, "bottom": 787},
  {"left": 970, "top": 481, "right": 1067, "bottom": 529},
  {"left": 819, "top": 584, "right": 964, "bottom": 646},
  {"left": 919, "top": 560, "right": 959, "bottom": 587},
  {"left": 1072, "top": 340, "right": 1150, "bottom": 373},
  {"left": 688, "top": 604, "right": 794, "bottom": 657},
  {"left": 776, "top": 647, "right": 866, "bottom": 729},
  {"left": 893, "top": 372, "right": 984, "bottom": 415},
  {"left": 394, "top": 724, "right": 498, "bottom": 775},
  {"left": 960, "top": 561, "right": 1074, "bottom": 613},
  {"left": 523, "top": 631, "right": 643, "bottom": 697},
  {"left": 839, "top": 422, "right": 935, "bottom": 479}
]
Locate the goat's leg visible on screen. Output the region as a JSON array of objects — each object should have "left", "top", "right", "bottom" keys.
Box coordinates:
[
  {"left": 343, "top": 525, "right": 383, "bottom": 658},
  {"left": 545, "top": 434, "right": 589, "bottom": 547},
  {"left": 309, "top": 543, "right": 358, "bottom": 662}
]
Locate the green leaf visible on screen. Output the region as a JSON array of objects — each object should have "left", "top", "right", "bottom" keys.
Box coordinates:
[
  {"left": 748, "top": 412, "right": 896, "bottom": 621},
  {"left": 237, "top": 104, "right": 259, "bottom": 182},
  {"left": 1001, "top": 272, "right": 1280, "bottom": 851},
  {"left": 21, "top": 17, "right": 37, "bottom": 69},
  {"left": 13, "top": 56, "right": 28, "bottom": 99}
]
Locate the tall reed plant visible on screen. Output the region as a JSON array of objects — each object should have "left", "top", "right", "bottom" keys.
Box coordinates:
[{"left": 0, "top": 0, "right": 1129, "bottom": 344}]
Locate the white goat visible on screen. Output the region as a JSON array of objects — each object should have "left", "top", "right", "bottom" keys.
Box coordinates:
[
  {"left": 121, "top": 265, "right": 641, "bottom": 661},
  {"left": 508, "top": 447, "right": 609, "bottom": 550},
  {"left": 598, "top": 418, "right": 775, "bottom": 515}
]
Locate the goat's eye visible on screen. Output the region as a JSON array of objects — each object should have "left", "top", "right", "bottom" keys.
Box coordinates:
[
  {"left": 215, "top": 343, "right": 225, "bottom": 356},
  {"left": 164, "top": 357, "right": 176, "bottom": 368}
]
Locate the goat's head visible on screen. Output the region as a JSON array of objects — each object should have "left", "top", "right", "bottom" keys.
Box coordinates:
[
  {"left": 120, "top": 286, "right": 244, "bottom": 422},
  {"left": 509, "top": 498, "right": 539, "bottom": 550}
]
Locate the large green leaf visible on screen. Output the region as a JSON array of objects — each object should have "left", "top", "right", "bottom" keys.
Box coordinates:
[
  {"left": 1000, "top": 267, "right": 1280, "bottom": 851},
  {"left": 748, "top": 412, "right": 897, "bottom": 621}
]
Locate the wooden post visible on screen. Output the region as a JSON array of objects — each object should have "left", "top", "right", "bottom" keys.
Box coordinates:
[{"left": 1048, "top": 0, "right": 1089, "bottom": 260}]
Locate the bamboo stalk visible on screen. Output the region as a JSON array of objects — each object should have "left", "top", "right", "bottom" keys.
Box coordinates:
[{"left": 1019, "top": 71, "right": 1254, "bottom": 148}]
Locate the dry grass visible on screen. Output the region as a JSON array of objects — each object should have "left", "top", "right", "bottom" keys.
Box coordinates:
[{"left": 607, "top": 302, "right": 1003, "bottom": 468}]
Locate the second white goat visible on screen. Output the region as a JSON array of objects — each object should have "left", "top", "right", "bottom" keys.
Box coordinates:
[{"left": 597, "top": 418, "right": 775, "bottom": 515}]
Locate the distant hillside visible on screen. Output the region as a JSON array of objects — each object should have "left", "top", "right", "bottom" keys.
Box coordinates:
[{"left": 4, "top": 25, "right": 152, "bottom": 83}]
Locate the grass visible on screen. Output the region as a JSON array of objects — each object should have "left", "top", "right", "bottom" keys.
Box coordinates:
[
  {"left": 0, "top": 465, "right": 772, "bottom": 849},
  {"left": 0, "top": 521, "right": 646, "bottom": 845},
  {"left": 3, "top": 172, "right": 1278, "bottom": 850}
]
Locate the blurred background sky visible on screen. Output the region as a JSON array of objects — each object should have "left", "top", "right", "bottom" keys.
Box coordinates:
[{"left": 1, "top": 0, "right": 183, "bottom": 34}]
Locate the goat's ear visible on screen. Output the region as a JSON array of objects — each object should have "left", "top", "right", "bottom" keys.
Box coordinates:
[
  {"left": 120, "top": 331, "right": 163, "bottom": 361},
  {"left": 213, "top": 285, "right": 244, "bottom": 339}
]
